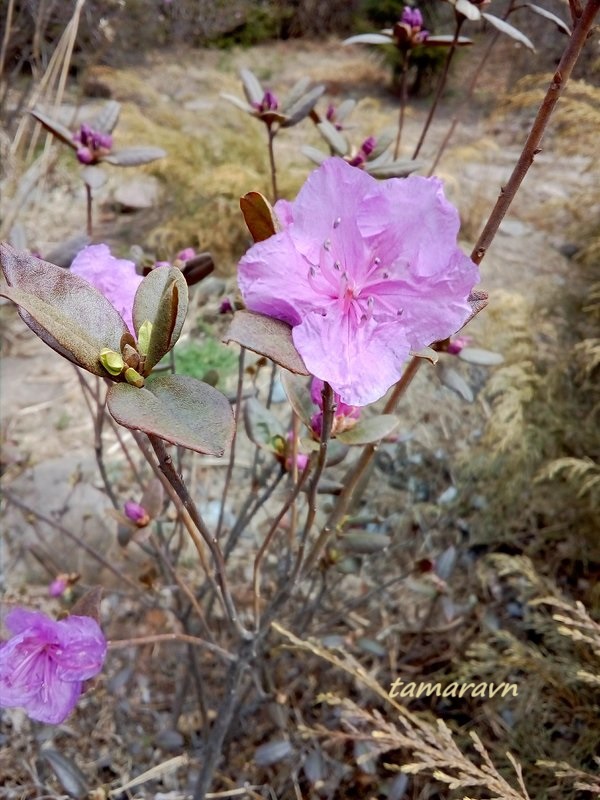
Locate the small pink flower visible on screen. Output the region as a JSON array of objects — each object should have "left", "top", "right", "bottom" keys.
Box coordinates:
[
  {"left": 70, "top": 244, "right": 143, "bottom": 334},
  {"left": 283, "top": 431, "right": 309, "bottom": 473},
  {"left": 310, "top": 377, "right": 360, "bottom": 437},
  {"left": 0, "top": 608, "right": 107, "bottom": 724},
  {"left": 238, "top": 158, "right": 480, "bottom": 405},
  {"left": 176, "top": 247, "right": 196, "bottom": 262}
]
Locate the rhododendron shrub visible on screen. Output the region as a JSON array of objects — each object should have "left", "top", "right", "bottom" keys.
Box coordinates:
[{"left": 238, "top": 157, "right": 480, "bottom": 405}]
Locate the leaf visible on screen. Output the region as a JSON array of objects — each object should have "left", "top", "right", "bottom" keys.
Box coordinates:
[
  {"left": 368, "top": 127, "right": 396, "bottom": 159},
  {"left": 438, "top": 365, "right": 474, "bottom": 402},
  {"left": 525, "top": 3, "right": 570, "bottom": 34},
  {"left": 340, "top": 532, "right": 391, "bottom": 554},
  {"left": 254, "top": 739, "right": 294, "bottom": 767},
  {"left": 317, "top": 119, "right": 349, "bottom": 156},
  {"left": 454, "top": 0, "right": 481, "bottom": 20},
  {"left": 337, "top": 415, "right": 400, "bottom": 445},
  {"left": 343, "top": 33, "right": 394, "bottom": 45},
  {"left": 103, "top": 147, "right": 166, "bottom": 166},
  {"left": 482, "top": 13, "right": 536, "bottom": 51},
  {"left": 335, "top": 98, "right": 357, "bottom": 123},
  {"left": 424, "top": 35, "right": 473, "bottom": 46},
  {"left": 240, "top": 68, "right": 264, "bottom": 106},
  {"left": 223, "top": 310, "right": 309, "bottom": 375},
  {"left": 133, "top": 267, "right": 188, "bottom": 372},
  {"left": 0, "top": 243, "right": 127, "bottom": 375},
  {"left": 220, "top": 92, "right": 253, "bottom": 113},
  {"left": 69, "top": 587, "right": 103, "bottom": 622},
  {"left": 365, "top": 159, "right": 423, "bottom": 178},
  {"left": 91, "top": 99, "right": 121, "bottom": 133},
  {"left": 45, "top": 234, "right": 90, "bottom": 269},
  {"left": 280, "top": 371, "right": 314, "bottom": 430},
  {"left": 281, "top": 85, "right": 326, "bottom": 128},
  {"left": 181, "top": 252, "right": 214, "bottom": 286},
  {"left": 240, "top": 191, "right": 278, "bottom": 242},
  {"left": 140, "top": 478, "right": 165, "bottom": 520},
  {"left": 281, "top": 77, "right": 311, "bottom": 112},
  {"left": 457, "top": 347, "right": 504, "bottom": 366},
  {"left": 81, "top": 165, "right": 107, "bottom": 189},
  {"left": 107, "top": 375, "right": 234, "bottom": 455},
  {"left": 41, "top": 750, "right": 89, "bottom": 798},
  {"left": 463, "top": 289, "right": 489, "bottom": 327},
  {"left": 301, "top": 144, "right": 328, "bottom": 165},
  {"left": 244, "top": 397, "right": 285, "bottom": 451},
  {"left": 29, "top": 109, "right": 77, "bottom": 149}
]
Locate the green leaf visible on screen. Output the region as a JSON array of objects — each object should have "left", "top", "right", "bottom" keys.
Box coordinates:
[
  {"left": 280, "top": 77, "right": 311, "bottom": 112},
  {"left": 29, "top": 109, "right": 77, "bottom": 149},
  {"left": 424, "top": 35, "right": 473, "bottom": 46},
  {"left": 301, "top": 145, "right": 328, "bottom": 166},
  {"left": 365, "top": 159, "right": 423, "bottom": 178},
  {"left": 481, "top": 13, "right": 535, "bottom": 51},
  {"left": 107, "top": 374, "right": 234, "bottom": 455},
  {"left": 223, "top": 310, "right": 309, "bottom": 375},
  {"left": 103, "top": 147, "right": 166, "bottom": 166},
  {"left": 221, "top": 92, "right": 253, "bottom": 113},
  {"left": 438, "top": 365, "right": 474, "bottom": 402},
  {"left": 240, "top": 192, "right": 279, "bottom": 243},
  {"left": 337, "top": 414, "right": 400, "bottom": 445},
  {"left": 240, "top": 68, "right": 264, "bottom": 106},
  {"left": 133, "top": 267, "right": 188, "bottom": 372},
  {"left": 244, "top": 397, "right": 285, "bottom": 451},
  {"left": 0, "top": 243, "right": 127, "bottom": 375},
  {"left": 280, "top": 371, "right": 314, "bottom": 430}
]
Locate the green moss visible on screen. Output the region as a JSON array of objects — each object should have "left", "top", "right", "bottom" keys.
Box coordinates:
[{"left": 174, "top": 339, "right": 238, "bottom": 387}]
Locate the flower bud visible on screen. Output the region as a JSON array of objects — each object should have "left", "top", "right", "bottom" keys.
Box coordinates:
[
  {"left": 125, "top": 367, "right": 145, "bottom": 387},
  {"left": 100, "top": 348, "right": 125, "bottom": 376},
  {"left": 137, "top": 320, "right": 153, "bottom": 356},
  {"left": 124, "top": 500, "right": 150, "bottom": 527},
  {"left": 48, "top": 577, "right": 68, "bottom": 597}
]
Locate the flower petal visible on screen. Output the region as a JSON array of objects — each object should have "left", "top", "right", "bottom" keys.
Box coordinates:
[
  {"left": 54, "top": 615, "right": 107, "bottom": 681},
  {"left": 71, "top": 244, "right": 142, "bottom": 334},
  {"left": 293, "top": 307, "right": 411, "bottom": 406},
  {"left": 24, "top": 669, "right": 82, "bottom": 724}
]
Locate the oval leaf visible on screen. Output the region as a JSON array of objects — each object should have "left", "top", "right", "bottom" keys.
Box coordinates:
[
  {"left": 244, "top": 397, "right": 285, "bottom": 451},
  {"left": 133, "top": 267, "right": 188, "bottom": 372},
  {"left": 107, "top": 375, "right": 234, "bottom": 455},
  {"left": 317, "top": 119, "right": 349, "bottom": 156},
  {"left": 281, "top": 77, "right": 311, "bottom": 112},
  {"left": 281, "top": 85, "right": 326, "bottom": 128},
  {"left": 221, "top": 92, "right": 253, "bottom": 113},
  {"left": 438, "top": 365, "right": 474, "bottom": 402},
  {"left": 30, "top": 109, "right": 77, "bottom": 149},
  {"left": 81, "top": 165, "right": 107, "bottom": 190},
  {"left": 223, "top": 310, "right": 309, "bottom": 375},
  {"left": 457, "top": 347, "right": 504, "bottom": 366},
  {"left": 0, "top": 244, "right": 127, "bottom": 375},
  {"left": 343, "top": 33, "right": 394, "bottom": 45},
  {"left": 91, "top": 99, "right": 121, "bottom": 134},
  {"left": 181, "top": 252, "right": 214, "bottom": 286},
  {"left": 424, "top": 35, "right": 473, "bottom": 46},
  {"left": 341, "top": 532, "right": 391, "bottom": 554},
  {"left": 337, "top": 414, "right": 400, "bottom": 445},
  {"left": 454, "top": 0, "right": 481, "bottom": 20},
  {"left": 240, "top": 68, "right": 264, "bottom": 106},
  {"left": 41, "top": 750, "right": 89, "bottom": 798},
  {"left": 280, "top": 371, "right": 314, "bottom": 430},
  {"left": 240, "top": 192, "right": 279, "bottom": 243},
  {"left": 103, "top": 147, "right": 166, "bottom": 166},
  {"left": 365, "top": 159, "right": 423, "bottom": 178},
  {"left": 301, "top": 144, "right": 328, "bottom": 165},
  {"left": 481, "top": 13, "right": 535, "bottom": 50}
]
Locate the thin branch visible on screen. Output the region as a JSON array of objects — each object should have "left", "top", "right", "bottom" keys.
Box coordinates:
[
  {"left": 216, "top": 347, "right": 245, "bottom": 539},
  {"left": 108, "top": 632, "right": 235, "bottom": 662}
]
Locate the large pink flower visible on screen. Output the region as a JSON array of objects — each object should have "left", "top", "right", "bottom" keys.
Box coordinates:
[
  {"left": 0, "top": 608, "right": 107, "bottom": 724},
  {"left": 238, "top": 158, "right": 480, "bottom": 405},
  {"left": 71, "top": 244, "right": 142, "bottom": 334}
]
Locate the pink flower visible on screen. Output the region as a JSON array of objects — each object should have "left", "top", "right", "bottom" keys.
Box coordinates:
[
  {"left": 446, "top": 335, "right": 472, "bottom": 355},
  {"left": 310, "top": 377, "right": 361, "bottom": 437},
  {"left": 0, "top": 609, "right": 107, "bottom": 724},
  {"left": 73, "top": 124, "right": 113, "bottom": 165},
  {"left": 70, "top": 244, "right": 143, "bottom": 334},
  {"left": 48, "top": 578, "right": 68, "bottom": 598},
  {"left": 124, "top": 500, "right": 150, "bottom": 527},
  {"left": 401, "top": 6, "right": 424, "bottom": 28},
  {"left": 238, "top": 158, "right": 480, "bottom": 405}
]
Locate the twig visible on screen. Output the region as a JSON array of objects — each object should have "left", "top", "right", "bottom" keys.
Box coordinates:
[
  {"left": 394, "top": 58, "right": 409, "bottom": 159},
  {"left": 471, "top": 0, "right": 600, "bottom": 265},
  {"left": 267, "top": 125, "right": 278, "bottom": 201},
  {"left": 108, "top": 632, "right": 234, "bottom": 662},
  {"left": 216, "top": 347, "right": 245, "bottom": 538}
]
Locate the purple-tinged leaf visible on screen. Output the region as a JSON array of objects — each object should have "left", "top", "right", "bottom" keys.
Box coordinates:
[
  {"left": 224, "top": 310, "right": 309, "bottom": 375},
  {"left": 525, "top": 3, "right": 570, "bottom": 34},
  {"left": 343, "top": 33, "right": 394, "bottom": 45},
  {"left": 240, "top": 68, "right": 264, "bottom": 106},
  {"left": 221, "top": 92, "right": 253, "bottom": 113},
  {"left": 482, "top": 13, "right": 535, "bottom": 50},
  {"left": 29, "top": 109, "right": 77, "bottom": 149},
  {"left": 181, "top": 252, "right": 214, "bottom": 286},
  {"left": 281, "top": 85, "right": 326, "bottom": 128},
  {"left": 103, "top": 147, "right": 166, "bottom": 166},
  {"left": 0, "top": 243, "right": 127, "bottom": 375},
  {"left": 423, "top": 35, "right": 473, "bottom": 46},
  {"left": 107, "top": 375, "right": 234, "bottom": 455},
  {"left": 336, "top": 414, "right": 399, "bottom": 445},
  {"left": 133, "top": 267, "right": 188, "bottom": 372},
  {"left": 240, "top": 192, "right": 279, "bottom": 243},
  {"left": 244, "top": 397, "right": 285, "bottom": 451},
  {"left": 317, "top": 120, "right": 348, "bottom": 156},
  {"left": 91, "top": 100, "right": 121, "bottom": 134}
]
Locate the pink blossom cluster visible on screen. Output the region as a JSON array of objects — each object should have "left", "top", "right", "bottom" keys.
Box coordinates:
[{"left": 73, "top": 123, "right": 113, "bottom": 165}]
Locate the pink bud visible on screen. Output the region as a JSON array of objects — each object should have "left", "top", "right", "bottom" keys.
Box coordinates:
[
  {"left": 48, "top": 577, "right": 68, "bottom": 597},
  {"left": 176, "top": 247, "right": 196, "bottom": 262},
  {"left": 124, "top": 500, "right": 150, "bottom": 527}
]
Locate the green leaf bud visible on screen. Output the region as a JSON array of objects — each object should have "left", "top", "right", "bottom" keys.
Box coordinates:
[
  {"left": 100, "top": 348, "right": 125, "bottom": 376},
  {"left": 137, "top": 320, "right": 153, "bottom": 356},
  {"left": 124, "top": 367, "right": 145, "bottom": 388}
]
